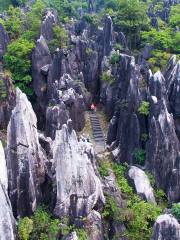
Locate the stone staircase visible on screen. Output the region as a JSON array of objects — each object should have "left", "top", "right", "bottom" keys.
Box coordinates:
[{"left": 90, "top": 112, "right": 105, "bottom": 153}]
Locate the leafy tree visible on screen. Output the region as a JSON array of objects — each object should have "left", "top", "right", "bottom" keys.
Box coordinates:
[
  {"left": 4, "top": 38, "right": 35, "bottom": 95},
  {"left": 2, "top": 6, "right": 23, "bottom": 39},
  {"left": 22, "top": 0, "right": 45, "bottom": 41},
  {"left": 113, "top": 0, "right": 150, "bottom": 49},
  {"left": 48, "top": 25, "right": 68, "bottom": 52},
  {"left": 169, "top": 5, "right": 180, "bottom": 28}
]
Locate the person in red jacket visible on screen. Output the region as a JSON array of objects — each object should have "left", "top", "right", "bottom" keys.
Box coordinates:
[{"left": 91, "top": 103, "right": 96, "bottom": 112}]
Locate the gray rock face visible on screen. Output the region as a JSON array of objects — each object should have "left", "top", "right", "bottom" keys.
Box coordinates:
[
  {"left": 0, "top": 23, "right": 9, "bottom": 60},
  {"left": 85, "top": 210, "right": 104, "bottom": 240},
  {"left": 103, "top": 16, "right": 114, "bottom": 56},
  {"left": 151, "top": 214, "right": 180, "bottom": 240},
  {"left": 53, "top": 120, "right": 105, "bottom": 218},
  {"left": 0, "top": 141, "right": 16, "bottom": 240},
  {"left": 168, "top": 61, "right": 180, "bottom": 139},
  {"left": 0, "top": 183, "right": 16, "bottom": 240},
  {"left": 6, "top": 88, "right": 46, "bottom": 217},
  {"left": 64, "top": 232, "right": 78, "bottom": 240},
  {"left": 32, "top": 35, "right": 52, "bottom": 107},
  {"left": 106, "top": 54, "right": 144, "bottom": 165},
  {"left": 0, "top": 71, "right": 15, "bottom": 129},
  {"left": 46, "top": 72, "right": 86, "bottom": 136},
  {"left": 40, "top": 9, "right": 58, "bottom": 41},
  {"left": 146, "top": 95, "right": 180, "bottom": 203},
  {"left": 128, "top": 166, "right": 156, "bottom": 203},
  {"left": 45, "top": 103, "right": 69, "bottom": 140},
  {"left": 0, "top": 141, "right": 8, "bottom": 190}
]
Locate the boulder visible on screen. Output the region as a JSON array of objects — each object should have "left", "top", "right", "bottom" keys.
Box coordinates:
[
  {"left": 128, "top": 166, "right": 156, "bottom": 203},
  {"left": 6, "top": 88, "right": 46, "bottom": 217},
  {"left": 0, "top": 23, "right": 9, "bottom": 60},
  {"left": 53, "top": 120, "right": 105, "bottom": 219},
  {"left": 151, "top": 214, "right": 180, "bottom": 240}
]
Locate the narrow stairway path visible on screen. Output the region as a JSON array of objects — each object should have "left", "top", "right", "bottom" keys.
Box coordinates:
[{"left": 90, "top": 112, "right": 105, "bottom": 153}]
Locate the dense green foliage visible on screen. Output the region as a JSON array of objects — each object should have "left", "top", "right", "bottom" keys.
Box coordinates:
[
  {"left": 101, "top": 71, "right": 115, "bottom": 84},
  {"left": 18, "top": 207, "right": 88, "bottom": 240},
  {"left": 99, "top": 158, "right": 162, "bottom": 240},
  {"left": 2, "top": 0, "right": 45, "bottom": 95},
  {"left": 138, "top": 101, "right": 150, "bottom": 116},
  {"left": 4, "top": 38, "right": 35, "bottom": 95},
  {"left": 18, "top": 207, "right": 60, "bottom": 240},
  {"left": 0, "top": 0, "right": 12, "bottom": 12},
  {"left": 48, "top": 25, "right": 68, "bottom": 53},
  {"left": 134, "top": 148, "right": 146, "bottom": 165},
  {"left": 171, "top": 203, "right": 180, "bottom": 220}
]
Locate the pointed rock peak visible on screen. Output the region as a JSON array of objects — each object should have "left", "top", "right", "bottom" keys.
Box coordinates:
[
  {"left": 0, "top": 141, "right": 8, "bottom": 190},
  {"left": 154, "top": 70, "right": 165, "bottom": 82},
  {"left": 53, "top": 120, "right": 105, "bottom": 218},
  {"left": 7, "top": 88, "right": 46, "bottom": 217}
]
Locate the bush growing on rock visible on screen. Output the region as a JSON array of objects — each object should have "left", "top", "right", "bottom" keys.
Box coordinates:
[
  {"left": 138, "top": 101, "right": 150, "bottom": 116},
  {"left": 48, "top": 25, "right": 68, "bottom": 52},
  {"left": 134, "top": 148, "right": 146, "bottom": 165},
  {"left": 101, "top": 71, "right": 115, "bottom": 83},
  {"left": 110, "top": 52, "right": 120, "bottom": 64},
  {"left": 171, "top": 203, "right": 180, "bottom": 220}
]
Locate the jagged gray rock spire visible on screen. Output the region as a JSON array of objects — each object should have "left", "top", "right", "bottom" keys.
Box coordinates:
[
  {"left": 6, "top": 88, "right": 46, "bottom": 217},
  {"left": 146, "top": 71, "right": 180, "bottom": 203},
  {"left": 32, "top": 35, "right": 52, "bottom": 107},
  {"left": 128, "top": 166, "right": 156, "bottom": 203},
  {"left": 53, "top": 119, "right": 105, "bottom": 218},
  {"left": 168, "top": 61, "right": 180, "bottom": 139},
  {"left": 151, "top": 214, "right": 180, "bottom": 240},
  {"left": 0, "top": 141, "right": 16, "bottom": 240}
]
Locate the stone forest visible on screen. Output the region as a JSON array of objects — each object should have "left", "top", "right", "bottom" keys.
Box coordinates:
[{"left": 0, "top": 0, "right": 180, "bottom": 239}]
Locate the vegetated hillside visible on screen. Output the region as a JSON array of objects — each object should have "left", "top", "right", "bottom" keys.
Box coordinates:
[{"left": 0, "top": 0, "right": 180, "bottom": 240}]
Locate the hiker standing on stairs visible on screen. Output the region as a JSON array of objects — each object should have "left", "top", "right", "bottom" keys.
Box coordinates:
[{"left": 91, "top": 103, "right": 97, "bottom": 112}]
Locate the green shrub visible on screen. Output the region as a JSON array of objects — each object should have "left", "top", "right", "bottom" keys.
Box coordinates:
[
  {"left": 18, "top": 217, "right": 33, "bottom": 240},
  {"left": 114, "top": 43, "right": 122, "bottom": 51},
  {"left": 110, "top": 53, "right": 120, "bottom": 64},
  {"left": 18, "top": 207, "right": 60, "bottom": 240},
  {"left": 48, "top": 25, "right": 68, "bottom": 52},
  {"left": 101, "top": 71, "right": 115, "bottom": 83},
  {"left": 102, "top": 194, "right": 123, "bottom": 222},
  {"left": 125, "top": 201, "right": 161, "bottom": 240},
  {"left": 154, "top": 189, "right": 167, "bottom": 206},
  {"left": 141, "top": 133, "right": 148, "bottom": 142},
  {"left": 138, "top": 101, "right": 150, "bottom": 116},
  {"left": 4, "top": 37, "right": 35, "bottom": 95},
  {"left": 134, "top": 148, "right": 146, "bottom": 165},
  {"left": 98, "top": 160, "right": 110, "bottom": 177},
  {"left": 171, "top": 203, "right": 180, "bottom": 219},
  {"left": 75, "top": 228, "right": 88, "bottom": 240}
]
